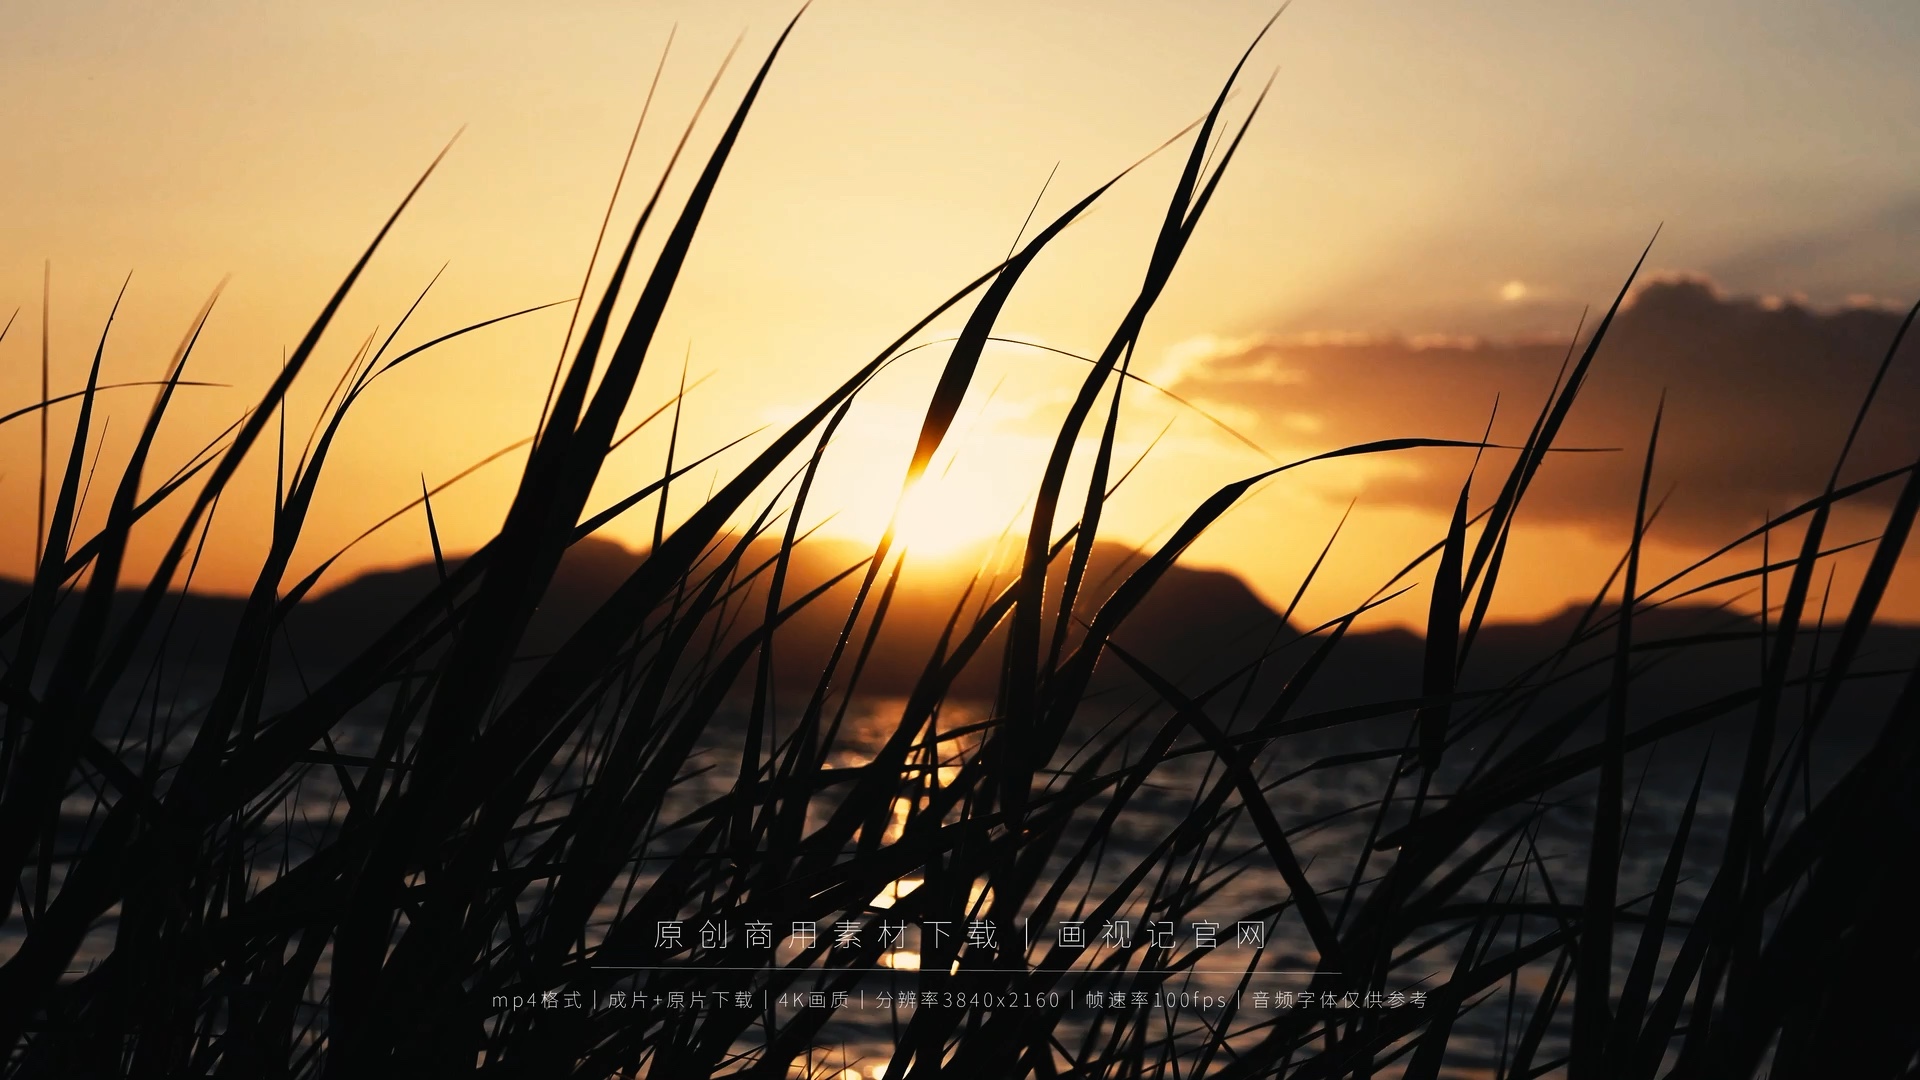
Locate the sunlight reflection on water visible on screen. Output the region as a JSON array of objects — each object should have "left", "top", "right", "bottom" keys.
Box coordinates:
[{"left": 16, "top": 687, "right": 1745, "bottom": 1076}]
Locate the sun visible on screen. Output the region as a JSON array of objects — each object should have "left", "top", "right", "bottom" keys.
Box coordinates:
[
  {"left": 787, "top": 397, "right": 1045, "bottom": 563},
  {"left": 813, "top": 460, "right": 1023, "bottom": 562},
  {"left": 889, "top": 472, "right": 1017, "bottom": 558}
]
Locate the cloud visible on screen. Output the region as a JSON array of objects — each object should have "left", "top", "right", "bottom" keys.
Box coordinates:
[
  {"left": 1707, "top": 196, "right": 1920, "bottom": 301},
  {"left": 1169, "top": 278, "right": 1920, "bottom": 544}
]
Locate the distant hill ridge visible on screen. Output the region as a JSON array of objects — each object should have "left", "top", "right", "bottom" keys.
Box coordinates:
[{"left": 3, "top": 537, "right": 1913, "bottom": 732}]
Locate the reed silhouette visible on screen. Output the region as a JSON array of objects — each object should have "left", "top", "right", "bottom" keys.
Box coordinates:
[{"left": 2, "top": 11, "right": 1916, "bottom": 1078}]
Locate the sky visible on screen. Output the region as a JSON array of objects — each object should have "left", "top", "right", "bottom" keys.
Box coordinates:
[{"left": 2, "top": 0, "right": 1917, "bottom": 630}]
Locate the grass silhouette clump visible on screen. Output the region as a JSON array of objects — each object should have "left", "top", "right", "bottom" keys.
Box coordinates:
[{"left": 2, "top": 11, "right": 1918, "bottom": 1079}]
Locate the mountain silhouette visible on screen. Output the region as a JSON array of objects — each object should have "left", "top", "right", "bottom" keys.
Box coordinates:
[{"left": 2, "top": 537, "right": 1912, "bottom": 752}]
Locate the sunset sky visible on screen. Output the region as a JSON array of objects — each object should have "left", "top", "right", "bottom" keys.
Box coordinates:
[{"left": 3, "top": 0, "right": 1917, "bottom": 629}]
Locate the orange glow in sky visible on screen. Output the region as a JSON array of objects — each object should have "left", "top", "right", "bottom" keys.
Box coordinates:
[{"left": 3, "top": 1, "right": 1918, "bottom": 630}]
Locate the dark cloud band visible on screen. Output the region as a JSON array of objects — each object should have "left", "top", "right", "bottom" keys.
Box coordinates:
[{"left": 1172, "top": 279, "right": 1920, "bottom": 544}]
